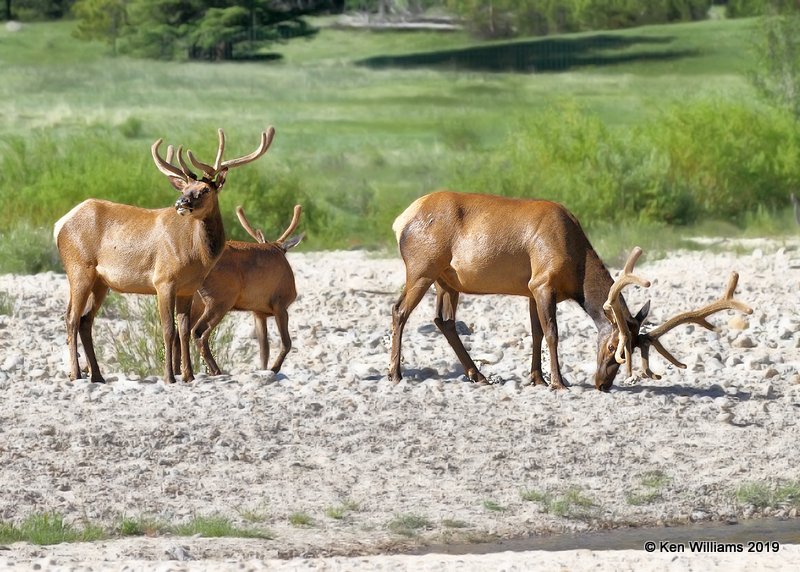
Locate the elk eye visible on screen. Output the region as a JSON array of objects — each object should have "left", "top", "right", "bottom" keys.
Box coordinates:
[{"left": 607, "top": 343, "right": 615, "bottom": 352}]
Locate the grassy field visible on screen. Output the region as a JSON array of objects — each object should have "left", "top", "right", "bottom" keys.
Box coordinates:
[{"left": 0, "top": 15, "right": 796, "bottom": 272}]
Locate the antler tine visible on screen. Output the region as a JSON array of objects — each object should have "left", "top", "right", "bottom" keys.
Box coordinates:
[
  {"left": 219, "top": 127, "right": 275, "bottom": 171},
  {"left": 235, "top": 206, "right": 266, "bottom": 243},
  {"left": 603, "top": 247, "right": 652, "bottom": 375},
  {"left": 175, "top": 146, "right": 198, "bottom": 181},
  {"left": 276, "top": 205, "right": 303, "bottom": 244},
  {"left": 165, "top": 144, "right": 175, "bottom": 164},
  {"left": 213, "top": 128, "right": 225, "bottom": 172},
  {"left": 151, "top": 139, "right": 188, "bottom": 181},
  {"left": 638, "top": 271, "right": 753, "bottom": 379},
  {"left": 187, "top": 149, "right": 216, "bottom": 179}
]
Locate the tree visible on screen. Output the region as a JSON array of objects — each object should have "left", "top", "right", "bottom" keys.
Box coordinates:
[
  {"left": 751, "top": 1, "right": 800, "bottom": 120},
  {"left": 73, "top": 0, "right": 334, "bottom": 60},
  {"left": 72, "top": 0, "right": 128, "bottom": 54}
]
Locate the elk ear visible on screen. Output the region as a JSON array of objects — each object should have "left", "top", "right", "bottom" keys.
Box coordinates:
[
  {"left": 214, "top": 169, "right": 228, "bottom": 191},
  {"left": 168, "top": 176, "right": 188, "bottom": 192},
  {"left": 635, "top": 300, "right": 651, "bottom": 324}
]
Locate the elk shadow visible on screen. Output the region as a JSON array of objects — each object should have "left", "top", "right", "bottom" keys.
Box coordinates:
[{"left": 356, "top": 33, "right": 697, "bottom": 73}]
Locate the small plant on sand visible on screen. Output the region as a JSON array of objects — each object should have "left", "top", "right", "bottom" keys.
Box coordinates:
[
  {"left": 288, "top": 511, "right": 314, "bottom": 527},
  {"left": 736, "top": 480, "right": 800, "bottom": 509},
  {"left": 626, "top": 470, "right": 671, "bottom": 506},
  {"left": 0, "top": 290, "right": 13, "bottom": 316},
  {"left": 522, "top": 487, "right": 597, "bottom": 520},
  {"left": 387, "top": 514, "right": 433, "bottom": 537},
  {"left": 325, "top": 500, "right": 359, "bottom": 520},
  {"left": 3, "top": 513, "right": 106, "bottom": 545},
  {"left": 116, "top": 516, "right": 167, "bottom": 537},
  {"left": 442, "top": 518, "right": 470, "bottom": 529},
  {"left": 172, "top": 515, "right": 271, "bottom": 539},
  {"left": 237, "top": 507, "right": 270, "bottom": 524},
  {"left": 482, "top": 499, "right": 506, "bottom": 513}
]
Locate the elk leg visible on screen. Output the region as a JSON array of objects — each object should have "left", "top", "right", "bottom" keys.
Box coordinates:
[
  {"left": 77, "top": 282, "right": 109, "bottom": 383},
  {"left": 531, "top": 284, "right": 567, "bottom": 390},
  {"left": 528, "top": 298, "right": 547, "bottom": 386},
  {"left": 65, "top": 274, "right": 95, "bottom": 381},
  {"left": 176, "top": 296, "right": 194, "bottom": 382},
  {"left": 193, "top": 306, "right": 228, "bottom": 376},
  {"left": 156, "top": 286, "right": 177, "bottom": 384},
  {"left": 433, "top": 281, "right": 486, "bottom": 383},
  {"left": 270, "top": 308, "right": 292, "bottom": 373},
  {"left": 389, "top": 278, "right": 434, "bottom": 382},
  {"left": 254, "top": 312, "right": 270, "bottom": 370}
]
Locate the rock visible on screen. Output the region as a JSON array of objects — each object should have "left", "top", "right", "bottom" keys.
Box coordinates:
[
  {"left": 728, "top": 315, "right": 748, "bottom": 330},
  {"left": 732, "top": 335, "right": 757, "bottom": 349}
]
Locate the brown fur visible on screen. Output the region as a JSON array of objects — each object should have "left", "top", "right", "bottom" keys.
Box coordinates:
[{"left": 389, "top": 190, "right": 647, "bottom": 391}]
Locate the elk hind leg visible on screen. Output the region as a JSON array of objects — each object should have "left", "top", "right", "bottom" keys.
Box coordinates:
[
  {"left": 530, "top": 282, "right": 566, "bottom": 390},
  {"left": 192, "top": 305, "right": 228, "bottom": 376},
  {"left": 389, "top": 277, "right": 434, "bottom": 382},
  {"left": 253, "top": 312, "right": 270, "bottom": 370},
  {"left": 270, "top": 308, "right": 293, "bottom": 373},
  {"left": 528, "top": 298, "right": 547, "bottom": 386},
  {"left": 433, "top": 281, "right": 485, "bottom": 383},
  {"left": 64, "top": 272, "right": 96, "bottom": 381},
  {"left": 77, "top": 281, "right": 109, "bottom": 383}
]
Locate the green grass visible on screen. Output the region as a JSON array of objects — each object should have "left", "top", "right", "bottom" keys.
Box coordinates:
[
  {"left": 172, "top": 515, "right": 271, "bottom": 539},
  {"left": 521, "top": 487, "right": 598, "bottom": 520},
  {"left": 0, "top": 513, "right": 104, "bottom": 545},
  {"left": 288, "top": 511, "right": 314, "bottom": 527},
  {"left": 0, "top": 17, "right": 794, "bottom": 274},
  {"left": 626, "top": 470, "right": 672, "bottom": 506},
  {"left": 482, "top": 499, "right": 507, "bottom": 512},
  {"left": 387, "top": 513, "right": 433, "bottom": 537},
  {"left": 324, "top": 500, "right": 360, "bottom": 520},
  {"left": 736, "top": 481, "right": 800, "bottom": 509}
]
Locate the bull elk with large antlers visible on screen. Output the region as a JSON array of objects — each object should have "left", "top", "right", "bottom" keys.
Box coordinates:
[
  {"left": 389, "top": 191, "right": 752, "bottom": 390},
  {"left": 178, "top": 205, "right": 303, "bottom": 375},
  {"left": 54, "top": 128, "right": 275, "bottom": 383}
]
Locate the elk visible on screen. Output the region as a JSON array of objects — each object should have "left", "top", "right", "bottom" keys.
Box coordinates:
[
  {"left": 389, "top": 191, "right": 752, "bottom": 390},
  {"left": 179, "top": 205, "right": 303, "bottom": 375},
  {"left": 54, "top": 127, "right": 275, "bottom": 384}
]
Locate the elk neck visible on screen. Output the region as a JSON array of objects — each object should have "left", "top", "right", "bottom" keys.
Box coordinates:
[
  {"left": 190, "top": 207, "right": 226, "bottom": 266},
  {"left": 579, "top": 249, "right": 624, "bottom": 335}
]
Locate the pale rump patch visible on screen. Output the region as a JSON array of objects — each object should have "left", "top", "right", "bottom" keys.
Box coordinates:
[
  {"left": 392, "top": 195, "right": 428, "bottom": 243},
  {"left": 53, "top": 200, "right": 89, "bottom": 244}
]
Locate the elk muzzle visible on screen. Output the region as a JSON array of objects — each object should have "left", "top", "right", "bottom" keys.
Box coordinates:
[{"left": 175, "top": 196, "right": 193, "bottom": 215}]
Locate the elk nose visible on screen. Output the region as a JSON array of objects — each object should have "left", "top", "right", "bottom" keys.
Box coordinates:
[{"left": 174, "top": 197, "right": 192, "bottom": 214}]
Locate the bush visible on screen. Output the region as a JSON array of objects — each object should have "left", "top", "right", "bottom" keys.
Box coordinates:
[{"left": 450, "top": 101, "right": 800, "bottom": 229}]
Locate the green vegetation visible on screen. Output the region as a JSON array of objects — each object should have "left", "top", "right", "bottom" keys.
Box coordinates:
[
  {"left": 521, "top": 487, "right": 597, "bottom": 519},
  {"left": 0, "top": 513, "right": 104, "bottom": 545},
  {"left": 172, "top": 515, "right": 272, "bottom": 538},
  {"left": 442, "top": 517, "right": 470, "bottom": 528},
  {"left": 736, "top": 481, "right": 800, "bottom": 509},
  {"left": 626, "top": 470, "right": 672, "bottom": 506},
  {"left": 324, "top": 500, "right": 360, "bottom": 520},
  {"left": 0, "top": 291, "right": 13, "bottom": 315},
  {"left": 1, "top": 15, "right": 797, "bottom": 275},
  {"left": 288, "top": 511, "right": 314, "bottom": 527},
  {"left": 482, "top": 499, "right": 506, "bottom": 512},
  {"left": 387, "top": 513, "right": 434, "bottom": 537}
]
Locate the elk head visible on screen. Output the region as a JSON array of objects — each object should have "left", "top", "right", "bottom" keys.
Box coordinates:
[
  {"left": 595, "top": 247, "right": 753, "bottom": 391},
  {"left": 151, "top": 128, "right": 275, "bottom": 217}
]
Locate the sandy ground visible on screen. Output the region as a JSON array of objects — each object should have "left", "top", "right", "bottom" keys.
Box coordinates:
[{"left": 0, "top": 238, "right": 798, "bottom": 570}]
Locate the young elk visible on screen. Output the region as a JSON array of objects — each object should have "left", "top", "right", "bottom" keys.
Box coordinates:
[
  {"left": 54, "top": 128, "right": 275, "bottom": 384},
  {"left": 389, "top": 191, "right": 752, "bottom": 391},
  {"left": 181, "top": 205, "right": 303, "bottom": 375}
]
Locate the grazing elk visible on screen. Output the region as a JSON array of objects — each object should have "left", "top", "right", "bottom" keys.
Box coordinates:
[
  {"left": 54, "top": 128, "right": 275, "bottom": 383},
  {"left": 389, "top": 191, "right": 752, "bottom": 391},
  {"left": 179, "top": 205, "right": 303, "bottom": 375}
]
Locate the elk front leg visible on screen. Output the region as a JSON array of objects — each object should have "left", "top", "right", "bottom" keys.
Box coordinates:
[
  {"left": 531, "top": 283, "right": 567, "bottom": 390},
  {"left": 156, "top": 286, "right": 178, "bottom": 384},
  {"left": 528, "top": 298, "right": 547, "bottom": 386},
  {"left": 389, "top": 278, "right": 434, "bottom": 382},
  {"left": 176, "top": 296, "right": 194, "bottom": 382},
  {"left": 434, "top": 281, "right": 486, "bottom": 383}
]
